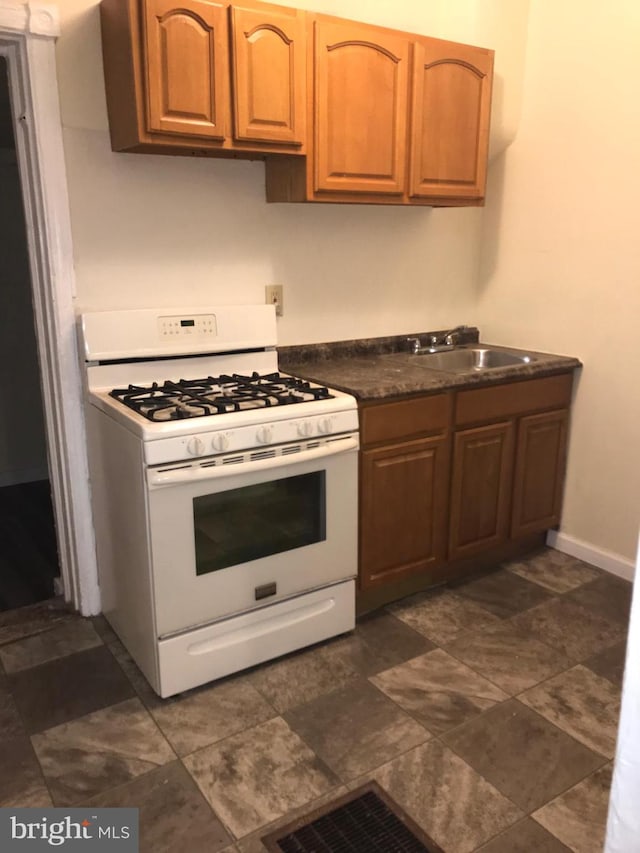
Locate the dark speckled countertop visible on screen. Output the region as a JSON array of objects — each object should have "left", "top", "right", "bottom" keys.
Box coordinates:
[{"left": 278, "top": 330, "right": 582, "bottom": 401}]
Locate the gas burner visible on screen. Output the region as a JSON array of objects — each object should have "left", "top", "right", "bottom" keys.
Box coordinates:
[{"left": 110, "top": 372, "right": 334, "bottom": 422}]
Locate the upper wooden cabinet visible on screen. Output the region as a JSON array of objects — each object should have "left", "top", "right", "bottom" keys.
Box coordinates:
[
  {"left": 265, "top": 13, "right": 494, "bottom": 206},
  {"left": 410, "top": 38, "right": 493, "bottom": 200},
  {"left": 313, "top": 20, "right": 410, "bottom": 196},
  {"left": 100, "top": 0, "right": 307, "bottom": 155},
  {"left": 101, "top": 0, "right": 494, "bottom": 204},
  {"left": 231, "top": 4, "right": 306, "bottom": 145},
  {"left": 143, "top": 0, "right": 229, "bottom": 140}
]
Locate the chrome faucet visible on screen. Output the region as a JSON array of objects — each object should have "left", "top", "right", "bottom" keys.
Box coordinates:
[{"left": 407, "top": 326, "right": 472, "bottom": 354}]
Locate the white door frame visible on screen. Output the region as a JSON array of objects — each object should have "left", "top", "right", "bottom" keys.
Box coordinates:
[{"left": 0, "top": 2, "right": 99, "bottom": 615}]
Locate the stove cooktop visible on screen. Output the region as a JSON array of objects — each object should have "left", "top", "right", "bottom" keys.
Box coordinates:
[{"left": 109, "top": 372, "right": 335, "bottom": 422}]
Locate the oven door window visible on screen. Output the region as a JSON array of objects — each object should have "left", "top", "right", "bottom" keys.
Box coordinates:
[{"left": 193, "top": 471, "right": 326, "bottom": 575}]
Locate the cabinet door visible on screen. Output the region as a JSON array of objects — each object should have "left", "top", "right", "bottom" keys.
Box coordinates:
[
  {"left": 410, "top": 39, "right": 493, "bottom": 200},
  {"left": 449, "top": 421, "right": 514, "bottom": 560},
  {"left": 511, "top": 410, "right": 569, "bottom": 538},
  {"left": 231, "top": 4, "right": 305, "bottom": 145},
  {"left": 314, "top": 19, "right": 410, "bottom": 195},
  {"left": 143, "top": 0, "right": 229, "bottom": 140},
  {"left": 360, "top": 435, "right": 449, "bottom": 589}
]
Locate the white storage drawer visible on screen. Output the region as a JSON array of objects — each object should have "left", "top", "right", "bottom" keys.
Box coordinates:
[{"left": 157, "top": 580, "right": 355, "bottom": 697}]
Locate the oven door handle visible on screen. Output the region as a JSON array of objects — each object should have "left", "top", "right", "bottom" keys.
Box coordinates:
[{"left": 147, "top": 436, "right": 359, "bottom": 488}]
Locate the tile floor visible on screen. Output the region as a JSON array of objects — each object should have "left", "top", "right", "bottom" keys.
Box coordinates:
[{"left": 0, "top": 547, "right": 632, "bottom": 853}]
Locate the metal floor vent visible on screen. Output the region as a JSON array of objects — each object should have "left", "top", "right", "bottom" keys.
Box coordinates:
[{"left": 261, "top": 782, "right": 444, "bottom": 853}]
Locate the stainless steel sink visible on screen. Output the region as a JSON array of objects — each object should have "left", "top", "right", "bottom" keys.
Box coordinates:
[{"left": 416, "top": 347, "right": 536, "bottom": 373}]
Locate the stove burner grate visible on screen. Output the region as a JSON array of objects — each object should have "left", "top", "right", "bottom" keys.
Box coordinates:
[{"left": 109, "top": 372, "right": 334, "bottom": 421}]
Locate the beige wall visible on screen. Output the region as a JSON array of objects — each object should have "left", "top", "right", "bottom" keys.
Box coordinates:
[
  {"left": 54, "top": 0, "right": 528, "bottom": 345},
  {"left": 476, "top": 0, "right": 640, "bottom": 562}
]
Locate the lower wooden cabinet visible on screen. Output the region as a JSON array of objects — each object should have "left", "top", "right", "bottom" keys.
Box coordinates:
[
  {"left": 448, "top": 421, "right": 514, "bottom": 561},
  {"left": 357, "top": 373, "right": 574, "bottom": 601},
  {"left": 511, "top": 409, "right": 569, "bottom": 538},
  {"left": 360, "top": 435, "right": 449, "bottom": 589}
]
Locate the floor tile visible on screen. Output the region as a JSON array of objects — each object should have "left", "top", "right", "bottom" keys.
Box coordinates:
[
  {"left": 150, "top": 675, "right": 276, "bottom": 756},
  {"left": 0, "top": 735, "right": 51, "bottom": 807},
  {"left": 32, "top": 697, "right": 175, "bottom": 806},
  {"left": 533, "top": 764, "right": 613, "bottom": 853},
  {"left": 365, "top": 739, "right": 523, "bottom": 853},
  {"left": 506, "top": 548, "right": 601, "bottom": 593},
  {"left": 443, "top": 619, "right": 571, "bottom": 694},
  {"left": 84, "top": 760, "right": 232, "bottom": 853},
  {"left": 442, "top": 699, "right": 605, "bottom": 812},
  {"left": 0, "top": 674, "right": 24, "bottom": 740},
  {"left": 337, "top": 610, "right": 436, "bottom": 675},
  {"left": 510, "top": 596, "right": 625, "bottom": 662},
  {"left": 248, "top": 640, "right": 360, "bottom": 713},
  {"left": 183, "top": 716, "right": 339, "bottom": 839},
  {"left": 91, "top": 614, "right": 119, "bottom": 644},
  {"left": 453, "top": 568, "right": 552, "bottom": 619},
  {"left": 566, "top": 574, "right": 633, "bottom": 627},
  {"left": 0, "top": 598, "right": 77, "bottom": 646},
  {"left": 476, "top": 817, "right": 571, "bottom": 852},
  {"left": 520, "top": 665, "right": 621, "bottom": 758},
  {"left": 108, "top": 638, "right": 162, "bottom": 709},
  {"left": 8, "top": 644, "right": 135, "bottom": 733},
  {"left": 388, "top": 589, "right": 502, "bottom": 645},
  {"left": 370, "top": 648, "right": 507, "bottom": 735},
  {"left": 235, "top": 787, "right": 348, "bottom": 853},
  {"left": 283, "top": 678, "right": 430, "bottom": 781},
  {"left": 583, "top": 640, "right": 628, "bottom": 688},
  {"left": 0, "top": 618, "right": 103, "bottom": 673}
]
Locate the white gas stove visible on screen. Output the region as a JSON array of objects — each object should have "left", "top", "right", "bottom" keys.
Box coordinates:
[{"left": 80, "top": 305, "right": 358, "bottom": 697}]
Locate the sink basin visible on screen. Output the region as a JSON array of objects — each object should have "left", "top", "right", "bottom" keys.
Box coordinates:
[{"left": 416, "top": 347, "right": 536, "bottom": 373}]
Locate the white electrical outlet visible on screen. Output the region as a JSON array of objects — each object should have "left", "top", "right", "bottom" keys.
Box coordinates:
[{"left": 265, "top": 285, "right": 284, "bottom": 317}]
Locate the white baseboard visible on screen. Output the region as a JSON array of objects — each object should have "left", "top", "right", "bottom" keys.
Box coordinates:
[{"left": 547, "top": 531, "right": 636, "bottom": 583}]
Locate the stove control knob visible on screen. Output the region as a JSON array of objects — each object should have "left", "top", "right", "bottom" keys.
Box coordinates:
[
  {"left": 297, "top": 421, "right": 314, "bottom": 438},
  {"left": 212, "top": 433, "right": 230, "bottom": 452},
  {"left": 186, "top": 437, "right": 205, "bottom": 457},
  {"left": 317, "top": 417, "right": 334, "bottom": 435},
  {"left": 256, "top": 426, "right": 273, "bottom": 445}
]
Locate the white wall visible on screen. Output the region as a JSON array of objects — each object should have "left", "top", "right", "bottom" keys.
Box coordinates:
[
  {"left": 54, "top": 0, "right": 529, "bottom": 345},
  {"left": 476, "top": 0, "right": 640, "bottom": 563}
]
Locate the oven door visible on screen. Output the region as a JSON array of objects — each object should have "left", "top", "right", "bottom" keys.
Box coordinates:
[{"left": 146, "top": 435, "right": 358, "bottom": 637}]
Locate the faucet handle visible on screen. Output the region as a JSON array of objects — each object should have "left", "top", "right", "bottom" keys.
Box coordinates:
[
  {"left": 444, "top": 325, "right": 469, "bottom": 346},
  {"left": 406, "top": 337, "right": 421, "bottom": 354}
]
